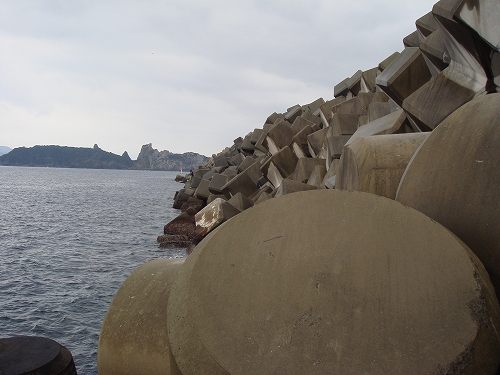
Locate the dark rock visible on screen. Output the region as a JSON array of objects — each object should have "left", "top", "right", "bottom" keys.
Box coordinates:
[
  {"left": 164, "top": 212, "right": 195, "bottom": 237},
  {"left": 157, "top": 234, "right": 192, "bottom": 248}
]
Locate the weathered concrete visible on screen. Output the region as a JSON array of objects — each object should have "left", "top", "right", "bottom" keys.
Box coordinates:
[
  {"left": 194, "top": 198, "right": 240, "bottom": 236},
  {"left": 202, "top": 169, "right": 216, "bottom": 181},
  {"left": 402, "top": 61, "right": 483, "bottom": 131},
  {"left": 262, "top": 146, "right": 298, "bottom": 182},
  {"left": 0, "top": 336, "right": 77, "bottom": 375},
  {"left": 237, "top": 156, "right": 255, "bottom": 173},
  {"left": 362, "top": 67, "right": 378, "bottom": 92},
  {"left": 193, "top": 168, "right": 210, "bottom": 178},
  {"left": 194, "top": 179, "right": 212, "bottom": 200},
  {"left": 274, "top": 179, "right": 317, "bottom": 197},
  {"left": 208, "top": 173, "right": 229, "bottom": 195},
  {"left": 337, "top": 133, "right": 430, "bottom": 199},
  {"left": 250, "top": 129, "right": 265, "bottom": 145},
  {"left": 172, "top": 189, "right": 191, "bottom": 209},
  {"left": 432, "top": 0, "right": 499, "bottom": 56},
  {"left": 300, "top": 112, "right": 322, "bottom": 127},
  {"left": 307, "top": 128, "right": 328, "bottom": 157},
  {"left": 221, "top": 169, "right": 259, "bottom": 199},
  {"left": 213, "top": 155, "right": 229, "bottom": 168},
  {"left": 376, "top": 47, "right": 433, "bottom": 106},
  {"left": 291, "top": 116, "right": 315, "bottom": 134},
  {"left": 180, "top": 197, "right": 204, "bottom": 213},
  {"left": 330, "top": 114, "right": 359, "bottom": 137},
  {"left": 98, "top": 259, "right": 185, "bottom": 375},
  {"left": 416, "top": 11, "right": 439, "bottom": 39},
  {"left": 346, "top": 70, "right": 363, "bottom": 96},
  {"left": 345, "top": 109, "right": 409, "bottom": 148},
  {"left": 207, "top": 194, "right": 228, "bottom": 205},
  {"left": 291, "top": 125, "right": 314, "bottom": 158},
  {"left": 334, "top": 77, "right": 350, "bottom": 98},
  {"left": 367, "top": 102, "right": 391, "bottom": 122},
  {"left": 396, "top": 94, "right": 500, "bottom": 300},
  {"left": 403, "top": 30, "right": 420, "bottom": 47},
  {"left": 265, "top": 112, "right": 282, "bottom": 125},
  {"left": 378, "top": 51, "right": 400, "bottom": 72},
  {"left": 241, "top": 133, "right": 255, "bottom": 153},
  {"left": 254, "top": 130, "right": 269, "bottom": 154},
  {"left": 325, "top": 134, "right": 351, "bottom": 161},
  {"left": 227, "top": 192, "right": 254, "bottom": 212},
  {"left": 164, "top": 212, "right": 196, "bottom": 237},
  {"left": 456, "top": 0, "right": 499, "bottom": 52},
  {"left": 228, "top": 152, "right": 245, "bottom": 167},
  {"left": 319, "top": 97, "right": 346, "bottom": 127},
  {"left": 420, "top": 29, "right": 450, "bottom": 75},
  {"left": 293, "top": 158, "right": 326, "bottom": 184},
  {"left": 304, "top": 97, "right": 325, "bottom": 114},
  {"left": 322, "top": 159, "right": 340, "bottom": 188},
  {"left": 265, "top": 121, "right": 295, "bottom": 155},
  {"left": 157, "top": 234, "right": 192, "bottom": 249},
  {"left": 432, "top": 6, "right": 492, "bottom": 88},
  {"left": 306, "top": 165, "right": 327, "bottom": 187},
  {"left": 266, "top": 162, "right": 285, "bottom": 188},
  {"left": 284, "top": 105, "right": 303, "bottom": 124},
  {"left": 170, "top": 190, "right": 500, "bottom": 375},
  {"left": 242, "top": 161, "right": 264, "bottom": 186}
]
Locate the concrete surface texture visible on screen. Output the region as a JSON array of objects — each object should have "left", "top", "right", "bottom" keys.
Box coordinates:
[
  {"left": 170, "top": 190, "right": 500, "bottom": 375},
  {"left": 97, "top": 258, "right": 185, "bottom": 375},
  {"left": 396, "top": 93, "right": 500, "bottom": 301},
  {"left": 336, "top": 132, "right": 430, "bottom": 199}
]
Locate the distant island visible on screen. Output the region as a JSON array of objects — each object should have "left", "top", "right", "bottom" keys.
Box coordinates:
[
  {"left": 0, "top": 146, "right": 12, "bottom": 156},
  {"left": 0, "top": 143, "right": 208, "bottom": 171}
]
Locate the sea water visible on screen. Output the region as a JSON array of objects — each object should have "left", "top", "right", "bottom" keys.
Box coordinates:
[{"left": 0, "top": 166, "right": 185, "bottom": 374}]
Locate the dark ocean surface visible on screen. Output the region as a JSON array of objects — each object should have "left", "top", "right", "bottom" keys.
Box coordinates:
[{"left": 0, "top": 166, "right": 185, "bottom": 374}]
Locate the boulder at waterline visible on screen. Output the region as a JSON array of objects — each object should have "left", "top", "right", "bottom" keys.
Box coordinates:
[{"left": 164, "top": 212, "right": 196, "bottom": 237}]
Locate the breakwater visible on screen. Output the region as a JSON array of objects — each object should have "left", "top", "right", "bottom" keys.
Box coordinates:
[{"left": 99, "top": 1, "right": 500, "bottom": 374}]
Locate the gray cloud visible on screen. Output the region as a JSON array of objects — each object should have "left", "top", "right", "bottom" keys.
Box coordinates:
[{"left": 0, "top": 0, "right": 436, "bottom": 159}]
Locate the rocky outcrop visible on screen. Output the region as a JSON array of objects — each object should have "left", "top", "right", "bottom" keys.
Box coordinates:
[
  {"left": 133, "top": 143, "right": 207, "bottom": 171},
  {"left": 0, "top": 144, "right": 134, "bottom": 169}
]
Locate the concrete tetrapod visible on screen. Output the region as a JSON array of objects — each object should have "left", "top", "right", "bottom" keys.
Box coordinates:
[
  {"left": 98, "top": 258, "right": 185, "bottom": 375},
  {"left": 168, "top": 190, "right": 500, "bottom": 375},
  {"left": 396, "top": 93, "right": 500, "bottom": 301},
  {"left": 336, "top": 133, "right": 430, "bottom": 200}
]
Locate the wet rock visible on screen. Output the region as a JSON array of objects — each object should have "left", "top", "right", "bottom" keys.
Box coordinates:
[
  {"left": 157, "top": 235, "right": 192, "bottom": 249},
  {"left": 164, "top": 212, "right": 196, "bottom": 237}
]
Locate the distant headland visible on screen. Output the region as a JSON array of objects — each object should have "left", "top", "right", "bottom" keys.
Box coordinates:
[{"left": 0, "top": 143, "right": 208, "bottom": 171}]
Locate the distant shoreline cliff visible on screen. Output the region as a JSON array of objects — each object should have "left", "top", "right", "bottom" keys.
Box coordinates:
[{"left": 0, "top": 143, "right": 208, "bottom": 171}]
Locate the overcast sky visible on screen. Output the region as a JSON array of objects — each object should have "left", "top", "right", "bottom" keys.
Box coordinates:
[{"left": 1, "top": 0, "right": 437, "bottom": 159}]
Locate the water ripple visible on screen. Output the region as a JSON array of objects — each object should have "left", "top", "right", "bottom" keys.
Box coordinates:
[{"left": 0, "top": 167, "right": 184, "bottom": 374}]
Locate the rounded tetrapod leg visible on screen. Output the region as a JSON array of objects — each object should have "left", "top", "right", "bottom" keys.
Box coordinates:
[
  {"left": 336, "top": 132, "right": 429, "bottom": 199},
  {"left": 172, "top": 189, "right": 500, "bottom": 375},
  {"left": 167, "top": 224, "right": 231, "bottom": 375},
  {"left": 0, "top": 336, "right": 77, "bottom": 375},
  {"left": 396, "top": 93, "right": 500, "bottom": 301},
  {"left": 97, "top": 258, "right": 185, "bottom": 375}
]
